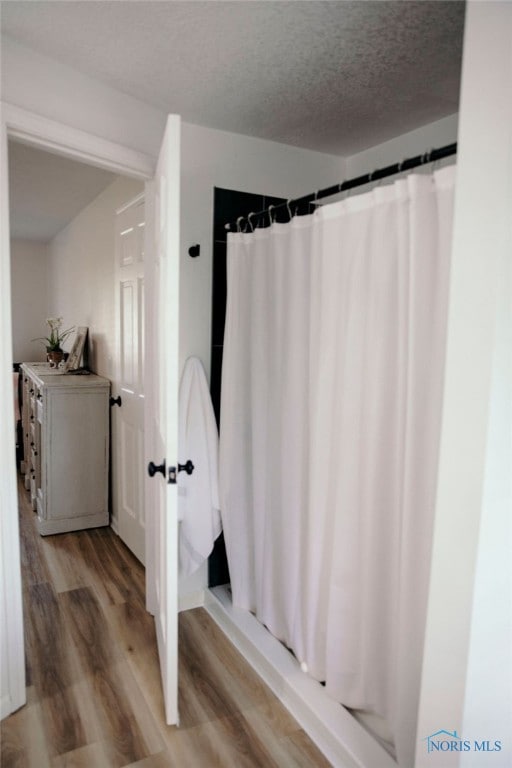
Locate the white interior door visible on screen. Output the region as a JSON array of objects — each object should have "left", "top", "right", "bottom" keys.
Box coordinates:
[
  {"left": 144, "top": 115, "right": 181, "bottom": 726},
  {"left": 113, "top": 194, "right": 146, "bottom": 564}
]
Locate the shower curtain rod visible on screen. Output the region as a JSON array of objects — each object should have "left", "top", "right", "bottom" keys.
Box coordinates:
[{"left": 225, "top": 141, "right": 457, "bottom": 231}]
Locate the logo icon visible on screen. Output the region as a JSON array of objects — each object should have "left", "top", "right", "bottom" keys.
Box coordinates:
[
  {"left": 423, "top": 729, "right": 502, "bottom": 754},
  {"left": 424, "top": 730, "right": 460, "bottom": 753}
]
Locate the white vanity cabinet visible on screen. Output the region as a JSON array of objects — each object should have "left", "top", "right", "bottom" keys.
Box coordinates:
[{"left": 20, "top": 363, "right": 110, "bottom": 535}]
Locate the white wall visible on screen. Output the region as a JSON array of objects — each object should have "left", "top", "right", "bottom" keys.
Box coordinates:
[
  {"left": 10, "top": 239, "right": 50, "bottom": 362},
  {"left": 1, "top": 103, "right": 25, "bottom": 719},
  {"left": 416, "top": 3, "right": 512, "bottom": 766},
  {"left": 346, "top": 113, "right": 458, "bottom": 178},
  {"left": 47, "top": 175, "right": 143, "bottom": 378},
  {"left": 461, "top": 225, "right": 511, "bottom": 767},
  {"left": 179, "top": 121, "right": 346, "bottom": 383},
  {"left": 0, "top": 555, "right": 10, "bottom": 717},
  {"left": 1, "top": 37, "right": 166, "bottom": 158}
]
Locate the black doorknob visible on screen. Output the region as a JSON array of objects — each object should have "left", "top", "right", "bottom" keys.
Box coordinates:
[
  {"left": 178, "top": 460, "right": 195, "bottom": 476},
  {"left": 148, "top": 460, "right": 166, "bottom": 478}
]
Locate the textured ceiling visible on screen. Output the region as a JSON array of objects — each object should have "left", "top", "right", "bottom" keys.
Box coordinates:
[
  {"left": 1, "top": 0, "right": 465, "bottom": 156},
  {"left": 8, "top": 141, "right": 116, "bottom": 241}
]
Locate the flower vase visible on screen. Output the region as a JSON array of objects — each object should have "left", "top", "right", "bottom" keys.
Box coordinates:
[{"left": 47, "top": 348, "right": 64, "bottom": 368}]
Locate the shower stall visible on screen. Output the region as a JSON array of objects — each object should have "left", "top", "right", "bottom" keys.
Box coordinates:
[{"left": 207, "top": 163, "right": 456, "bottom": 767}]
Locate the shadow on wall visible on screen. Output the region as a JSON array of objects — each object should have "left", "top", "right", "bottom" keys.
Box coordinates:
[{"left": 86, "top": 331, "right": 103, "bottom": 374}]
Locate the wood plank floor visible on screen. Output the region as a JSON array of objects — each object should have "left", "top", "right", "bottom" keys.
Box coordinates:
[{"left": 1, "top": 477, "right": 332, "bottom": 768}]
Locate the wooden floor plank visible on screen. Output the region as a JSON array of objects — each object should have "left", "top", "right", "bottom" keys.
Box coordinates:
[
  {"left": 59, "top": 588, "right": 154, "bottom": 765},
  {"left": 155, "top": 714, "right": 273, "bottom": 768},
  {"left": 26, "top": 582, "right": 86, "bottom": 756},
  {"left": 240, "top": 704, "right": 332, "bottom": 767},
  {"left": 1, "top": 477, "right": 332, "bottom": 767},
  {"left": 50, "top": 741, "right": 112, "bottom": 768},
  {"left": 123, "top": 753, "right": 175, "bottom": 768},
  {"left": 180, "top": 606, "right": 280, "bottom": 711},
  {"left": 18, "top": 481, "right": 51, "bottom": 588},
  {"left": 111, "top": 659, "right": 164, "bottom": 757},
  {"left": 282, "top": 729, "right": 334, "bottom": 768},
  {"left": 59, "top": 587, "right": 121, "bottom": 671},
  {"left": 0, "top": 699, "right": 51, "bottom": 768},
  {"left": 103, "top": 598, "right": 158, "bottom": 659},
  {"left": 39, "top": 531, "right": 88, "bottom": 595}
]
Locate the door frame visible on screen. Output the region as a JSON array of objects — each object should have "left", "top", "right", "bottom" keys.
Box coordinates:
[{"left": 0, "top": 101, "right": 157, "bottom": 718}]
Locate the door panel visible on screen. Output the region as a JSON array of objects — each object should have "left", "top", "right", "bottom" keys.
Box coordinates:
[
  {"left": 113, "top": 195, "right": 146, "bottom": 563},
  {"left": 144, "top": 115, "right": 181, "bottom": 726}
]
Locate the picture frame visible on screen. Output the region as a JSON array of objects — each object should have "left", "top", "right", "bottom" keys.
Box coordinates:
[{"left": 63, "top": 326, "right": 88, "bottom": 372}]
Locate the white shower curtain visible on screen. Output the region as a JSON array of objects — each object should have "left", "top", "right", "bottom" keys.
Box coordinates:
[{"left": 219, "top": 166, "right": 455, "bottom": 767}]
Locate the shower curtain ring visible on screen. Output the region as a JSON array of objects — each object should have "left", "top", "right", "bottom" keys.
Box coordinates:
[
  {"left": 268, "top": 205, "right": 275, "bottom": 226},
  {"left": 286, "top": 200, "right": 293, "bottom": 221},
  {"left": 248, "top": 212, "right": 255, "bottom": 232},
  {"left": 236, "top": 216, "right": 243, "bottom": 233}
]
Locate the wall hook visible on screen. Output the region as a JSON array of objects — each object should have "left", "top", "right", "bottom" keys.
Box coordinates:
[{"left": 188, "top": 244, "right": 200, "bottom": 258}]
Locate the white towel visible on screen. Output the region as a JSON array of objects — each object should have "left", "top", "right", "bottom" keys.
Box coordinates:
[{"left": 178, "top": 356, "right": 222, "bottom": 577}]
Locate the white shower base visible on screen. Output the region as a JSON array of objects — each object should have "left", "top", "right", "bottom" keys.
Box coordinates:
[{"left": 205, "top": 585, "right": 398, "bottom": 768}]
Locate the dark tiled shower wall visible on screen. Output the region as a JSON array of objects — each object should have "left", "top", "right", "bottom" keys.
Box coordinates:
[{"left": 208, "top": 187, "right": 285, "bottom": 588}]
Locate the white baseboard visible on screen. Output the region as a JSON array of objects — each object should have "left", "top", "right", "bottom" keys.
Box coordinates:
[
  {"left": 1, "top": 694, "right": 12, "bottom": 721},
  {"left": 0, "top": 691, "right": 24, "bottom": 722},
  {"left": 205, "top": 586, "right": 397, "bottom": 768}
]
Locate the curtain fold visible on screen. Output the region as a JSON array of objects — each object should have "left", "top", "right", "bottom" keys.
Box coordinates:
[{"left": 219, "top": 166, "right": 455, "bottom": 767}]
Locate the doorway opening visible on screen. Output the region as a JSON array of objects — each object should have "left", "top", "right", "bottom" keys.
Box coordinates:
[
  {"left": 9, "top": 138, "right": 146, "bottom": 559},
  {"left": 1, "top": 112, "right": 154, "bottom": 720}
]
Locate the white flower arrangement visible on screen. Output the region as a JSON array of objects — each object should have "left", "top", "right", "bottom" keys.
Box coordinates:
[{"left": 33, "top": 317, "right": 75, "bottom": 351}]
